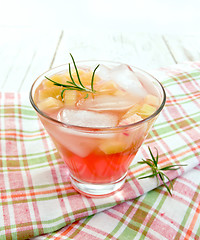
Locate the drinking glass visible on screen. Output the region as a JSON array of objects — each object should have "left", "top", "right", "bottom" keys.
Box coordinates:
[{"left": 30, "top": 61, "right": 166, "bottom": 197}]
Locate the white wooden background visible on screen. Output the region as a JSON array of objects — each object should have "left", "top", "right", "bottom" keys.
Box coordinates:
[
  {"left": 1, "top": 0, "right": 200, "bottom": 93},
  {"left": 1, "top": 28, "right": 200, "bottom": 93}
]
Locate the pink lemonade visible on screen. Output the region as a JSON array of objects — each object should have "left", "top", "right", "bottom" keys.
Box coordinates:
[{"left": 30, "top": 60, "right": 165, "bottom": 196}]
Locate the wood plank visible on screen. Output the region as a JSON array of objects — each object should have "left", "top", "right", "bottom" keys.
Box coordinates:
[
  {"left": 0, "top": 28, "right": 61, "bottom": 93},
  {"left": 163, "top": 34, "right": 200, "bottom": 63},
  {"left": 19, "top": 30, "right": 63, "bottom": 93},
  {"left": 53, "top": 31, "right": 176, "bottom": 71}
]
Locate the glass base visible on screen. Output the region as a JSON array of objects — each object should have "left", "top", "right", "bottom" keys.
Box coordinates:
[{"left": 70, "top": 173, "right": 127, "bottom": 197}]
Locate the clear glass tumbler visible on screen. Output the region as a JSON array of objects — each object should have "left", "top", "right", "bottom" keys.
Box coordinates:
[{"left": 30, "top": 61, "right": 166, "bottom": 197}]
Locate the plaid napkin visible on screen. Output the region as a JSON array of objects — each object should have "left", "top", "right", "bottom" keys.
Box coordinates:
[{"left": 0, "top": 62, "right": 199, "bottom": 240}]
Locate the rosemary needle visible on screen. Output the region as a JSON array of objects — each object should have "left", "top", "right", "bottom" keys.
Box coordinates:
[{"left": 138, "top": 146, "right": 187, "bottom": 196}]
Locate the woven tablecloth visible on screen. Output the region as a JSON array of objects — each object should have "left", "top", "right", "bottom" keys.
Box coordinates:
[{"left": 0, "top": 62, "right": 199, "bottom": 240}]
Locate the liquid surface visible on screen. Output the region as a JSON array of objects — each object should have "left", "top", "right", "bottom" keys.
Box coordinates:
[{"left": 34, "top": 64, "right": 160, "bottom": 127}]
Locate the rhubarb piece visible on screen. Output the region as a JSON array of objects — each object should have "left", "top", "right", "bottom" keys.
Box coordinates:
[
  {"left": 38, "top": 86, "right": 63, "bottom": 101},
  {"left": 72, "top": 69, "right": 100, "bottom": 86},
  {"left": 63, "top": 90, "right": 77, "bottom": 106},
  {"left": 99, "top": 140, "right": 128, "bottom": 154},
  {"left": 43, "top": 74, "right": 68, "bottom": 87},
  {"left": 138, "top": 104, "right": 156, "bottom": 118},
  {"left": 122, "top": 104, "right": 140, "bottom": 119},
  {"left": 144, "top": 94, "right": 159, "bottom": 106},
  {"left": 37, "top": 97, "right": 63, "bottom": 111}
]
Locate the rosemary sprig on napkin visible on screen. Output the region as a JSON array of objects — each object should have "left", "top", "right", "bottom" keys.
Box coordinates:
[{"left": 138, "top": 147, "right": 187, "bottom": 195}]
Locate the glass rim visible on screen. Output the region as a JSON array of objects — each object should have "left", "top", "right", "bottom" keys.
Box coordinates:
[{"left": 30, "top": 61, "right": 166, "bottom": 132}]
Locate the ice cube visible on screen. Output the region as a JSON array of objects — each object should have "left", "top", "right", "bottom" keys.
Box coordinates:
[
  {"left": 61, "top": 134, "right": 98, "bottom": 158},
  {"left": 96, "top": 64, "right": 111, "bottom": 82},
  {"left": 79, "top": 95, "right": 136, "bottom": 111},
  {"left": 135, "top": 72, "right": 159, "bottom": 96},
  {"left": 49, "top": 126, "right": 99, "bottom": 158},
  {"left": 58, "top": 109, "right": 118, "bottom": 128},
  {"left": 109, "top": 64, "right": 147, "bottom": 99},
  {"left": 96, "top": 64, "right": 147, "bottom": 99}
]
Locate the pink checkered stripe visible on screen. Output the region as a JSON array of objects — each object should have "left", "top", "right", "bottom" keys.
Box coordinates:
[{"left": 0, "top": 62, "right": 199, "bottom": 239}]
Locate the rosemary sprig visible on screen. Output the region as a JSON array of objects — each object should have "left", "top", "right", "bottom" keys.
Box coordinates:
[
  {"left": 138, "top": 146, "right": 187, "bottom": 196},
  {"left": 45, "top": 53, "right": 100, "bottom": 99}
]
